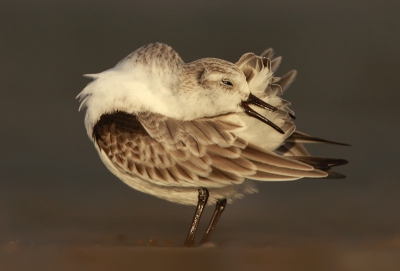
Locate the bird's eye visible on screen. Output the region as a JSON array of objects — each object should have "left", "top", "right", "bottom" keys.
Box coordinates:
[{"left": 222, "top": 79, "right": 233, "bottom": 86}]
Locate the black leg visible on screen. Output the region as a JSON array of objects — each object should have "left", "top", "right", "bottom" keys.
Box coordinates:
[
  {"left": 199, "top": 198, "right": 227, "bottom": 245},
  {"left": 184, "top": 188, "right": 209, "bottom": 247}
]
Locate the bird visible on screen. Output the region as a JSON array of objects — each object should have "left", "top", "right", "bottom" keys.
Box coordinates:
[{"left": 77, "top": 42, "right": 348, "bottom": 246}]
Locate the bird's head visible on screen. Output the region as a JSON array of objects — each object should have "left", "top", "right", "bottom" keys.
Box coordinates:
[
  {"left": 77, "top": 43, "right": 284, "bottom": 136},
  {"left": 175, "top": 58, "right": 251, "bottom": 120}
]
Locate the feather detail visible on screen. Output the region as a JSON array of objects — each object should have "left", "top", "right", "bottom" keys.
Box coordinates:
[{"left": 79, "top": 43, "right": 348, "bottom": 206}]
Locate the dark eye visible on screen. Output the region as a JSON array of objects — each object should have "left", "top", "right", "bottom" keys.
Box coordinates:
[{"left": 222, "top": 79, "right": 233, "bottom": 86}]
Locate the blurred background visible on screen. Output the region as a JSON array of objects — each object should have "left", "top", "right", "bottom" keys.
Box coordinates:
[{"left": 1, "top": 0, "right": 399, "bottom": 270}]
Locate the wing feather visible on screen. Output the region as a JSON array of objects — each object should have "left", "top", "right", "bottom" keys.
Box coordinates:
[
  {"left": 209, "top": 155, "right": 257, "bottom": 176},
  {"left": 207, "top": 145, "right": 241, "bottom": 158},
  {"left": 250, "top": 171, "right": 299, "bottom": 181},
  {"left": 93, "top": 111, "right": 345, "bottom": 189},
  {"left": 251, "top": 161, "right": 327, "bottom": 178},
  {"left": 205, "top": 168, "right": 244, "bottom": 184},
  {"left": 241, "top": 143, "right": 314, "bottom": 170},
  {"left": 183, "top": 135, "right": 207, "bottom": 157}
]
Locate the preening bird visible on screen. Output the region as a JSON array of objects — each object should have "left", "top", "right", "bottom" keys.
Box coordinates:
[{"left": 77, "top": 43, "right": 348, "bottom": 246}]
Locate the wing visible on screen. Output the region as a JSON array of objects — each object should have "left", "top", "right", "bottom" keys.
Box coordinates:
[
  {"left": 92, "top": 111, "right": 331, "bottom": 189},
  {"left": 236, "top": 48, "right": 348, "bottom": 178},
  {"left": 275, "top": 130, "right": 349, "bottom": 178}
]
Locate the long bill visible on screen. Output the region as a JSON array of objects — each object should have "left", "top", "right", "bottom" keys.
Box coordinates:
[{"left": 240, "top": 93, "right": 285, "bottom": 134}]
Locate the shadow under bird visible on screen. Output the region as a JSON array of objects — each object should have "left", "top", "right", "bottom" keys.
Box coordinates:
[{"left": 77, "top": 43, "right": 348, "bottom": 246}]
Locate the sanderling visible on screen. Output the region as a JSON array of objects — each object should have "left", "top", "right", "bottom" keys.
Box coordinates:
[{"left": 77, "top": 43, "right": 348, "bottom": 246}]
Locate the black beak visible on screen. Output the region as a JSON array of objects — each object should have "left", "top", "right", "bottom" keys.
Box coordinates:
[{"left": 240, "top": 93, "right": 285, "bottom": 134}]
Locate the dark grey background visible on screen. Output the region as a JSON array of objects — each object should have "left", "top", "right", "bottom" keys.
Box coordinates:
[{"left": 1, "top": 0, "right": 399, "bottom": 270}]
